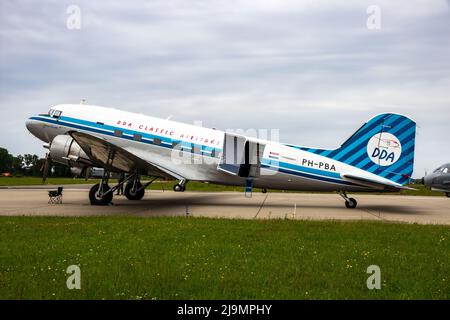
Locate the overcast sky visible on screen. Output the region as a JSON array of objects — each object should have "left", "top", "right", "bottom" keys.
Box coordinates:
[{"left": 1, "top": 0, "right": 449, "bottom": 177}]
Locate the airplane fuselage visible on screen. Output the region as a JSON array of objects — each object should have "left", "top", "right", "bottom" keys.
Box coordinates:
[{"left": 26, "top": 104, "right": 401, "bottom": 193}]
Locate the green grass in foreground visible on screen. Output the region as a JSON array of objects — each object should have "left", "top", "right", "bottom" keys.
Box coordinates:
[{"left": 0, "top": 217, "right": 448, "bottom": 300}]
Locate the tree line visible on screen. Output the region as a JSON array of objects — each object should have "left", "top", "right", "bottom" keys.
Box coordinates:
[{"left": 0, "top": 147, "right": 71, "bottom": 177}]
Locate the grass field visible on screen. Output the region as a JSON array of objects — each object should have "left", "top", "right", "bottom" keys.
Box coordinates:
[
  {"left": 0, "top": 217, "right": 448, "bottom": 300},
  {"left": 0, "top": 177, "right": 445, "bottom": 197},
  {"left": 0, "top": 177, "right": 101, "bottom": 186}
]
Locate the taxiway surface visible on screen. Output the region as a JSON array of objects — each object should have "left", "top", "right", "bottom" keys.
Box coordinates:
[{"left": 0, "top": 187, "right": 448, "bottom": 225}]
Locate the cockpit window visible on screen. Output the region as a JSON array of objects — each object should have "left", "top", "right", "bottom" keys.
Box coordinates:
[
  {"left": 433, "top": 164, "right": 450, "bottom": 173},
  {"left": 48, "top": 109, "right": 62, "bottom": 119}
]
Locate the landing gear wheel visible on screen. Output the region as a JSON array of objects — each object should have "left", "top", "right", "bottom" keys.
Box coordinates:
[
  {"left": 173, "top": 184, "right": 185, "bottom": 192},
  {"left": 345, "top": 198, "right": 357, "bottom": 209},
  {"left": 89, "top": 183, "right": 113, "bottom": 206},
  {"left": 125, "top": 182, "right": 145, "bottom": 200},
  {"left": 446, "top": 192, "right": 450, "bottom": 198},
  {"left": 262, "top": 188, "right": 267, "bottom": 194}
]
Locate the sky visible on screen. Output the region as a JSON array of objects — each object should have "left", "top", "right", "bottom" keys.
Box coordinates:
[{"left": 0, "top": 0, "right": 449, "bottom": 178}]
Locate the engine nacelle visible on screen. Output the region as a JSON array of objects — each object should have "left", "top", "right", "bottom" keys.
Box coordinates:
[
  {"left": 49, "top": 135, "right": 93, "bottom": 167},
  {"left": 70, "top": 167, "right": 83, "bottom": 177}
]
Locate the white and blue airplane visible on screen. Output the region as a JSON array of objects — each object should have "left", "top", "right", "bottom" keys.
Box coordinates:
[{"left": 26, "top": 104, "right": 416, "bottom": 208}]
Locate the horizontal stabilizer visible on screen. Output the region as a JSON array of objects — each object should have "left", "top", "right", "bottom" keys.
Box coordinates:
[{"left": 341, "top": 173, "right": 415, "bottom": 191}]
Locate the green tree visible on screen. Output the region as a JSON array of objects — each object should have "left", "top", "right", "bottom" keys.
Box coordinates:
[
  {"left": 52, "top": 162, "right": 72, "bottom": 177},
  {"left": 22, "top": 154, "right": 40, "bottom": 176},
  {"left": 12, "top": 155, "right": 25, "bottom": 175},
  {"left": 0, "top": 147, "right": 14, "bottom": 173},
  {"left": 2, "top": 150, "right": 73, "bottom": 177}
]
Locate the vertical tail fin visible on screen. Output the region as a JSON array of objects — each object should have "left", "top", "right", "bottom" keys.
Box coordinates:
[{"left": 300, "top": 113, "right": 416, "bottom": 185}]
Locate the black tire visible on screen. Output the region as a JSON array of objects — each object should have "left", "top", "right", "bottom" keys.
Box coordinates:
[
  {"left": 345, "top": 198, "right": 357, "bottom": 209},
  {"left": 125, "top": 182, "right": 145, "bottom": 200},
  {"left": 262, "top": 188, "right": 268, "bottom": 194},
  {"left": 446, "top": 192, "right": 450, "bottom": 198},
  {"left": 173, "top": 184, "right": 185, "bottom": 192},
  {"left": 89, "top": 184, "right": 113, "bottom": 206}
]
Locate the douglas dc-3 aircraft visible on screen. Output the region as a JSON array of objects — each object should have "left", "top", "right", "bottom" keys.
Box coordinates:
[{"left": 26, "top": 104, "right": 416, "bottom": 208}]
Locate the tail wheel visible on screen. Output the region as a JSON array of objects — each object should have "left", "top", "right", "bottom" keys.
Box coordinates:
[
  {"left": 125, "top": 182, "right": 145, "bottom": 200},
  {"left": 89, "top": 183, "right": 113, "bottom": 206},
  {"left": 446, "top": 193, "right": 450, "bottom": 198},
  {"left": 173, "top": 184, "right": 186, "bottom": 192},
  {"left": 261, "top": 188, "right": 268, "bottom": 194},
  {"left": 345, "top": 198, "right": 357, "bottom": 209}
]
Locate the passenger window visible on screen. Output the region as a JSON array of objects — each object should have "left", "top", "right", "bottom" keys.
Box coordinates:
[
  {"left": 192, "top": 144, "right": 200, "bottom": 154},
  {"left": 133, "top": 134, "right": 142, "bottom": 141},
  {"left": 114, "top": 130, "right": 123, "bottom": 137},
  {"left": 153, "top": 138, "right": 161, "bottom": 145}
]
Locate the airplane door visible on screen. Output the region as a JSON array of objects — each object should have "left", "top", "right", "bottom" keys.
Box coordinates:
[
  {"left": 218, "top": 133, "right": 246, "bottom": 175},
  {"left": 218, "top": 133, "right": 265, "bottom": 178}
]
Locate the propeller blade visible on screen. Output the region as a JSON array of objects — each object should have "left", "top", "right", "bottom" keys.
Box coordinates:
[
  {"left": 42, "top": 153, "right": 51, "bottom": 182},
  {"left": 85, "top": 167, "right": 90, "bottom": 181}
]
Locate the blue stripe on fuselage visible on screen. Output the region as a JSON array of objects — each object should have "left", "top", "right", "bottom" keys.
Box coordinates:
[
  {"left": 261, "top": 158, "right": 341, "bottom": 179},
  {"left": 261, "top": 164, "right": 357, "bottom": 187},
  {"left": 30, "top": 115, "right": 222, "bottom": 155},
  {"left": 31, "top": 115, "right": 363, "bottom": 188}
]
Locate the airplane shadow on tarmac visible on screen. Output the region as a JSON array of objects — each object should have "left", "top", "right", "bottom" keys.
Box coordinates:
[{"left": 107, "top": 193, "right": 427, "bottom": 216}]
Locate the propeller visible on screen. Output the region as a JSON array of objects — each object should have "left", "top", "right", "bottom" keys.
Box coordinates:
[
  {"left": 80, "top": 167, "right": 90, "bottom": 181},
  {"left": 76, "top": 167, "right": 91, "bottom": 181},
  {"left": 41, "top": 153, "right": 52, "bottom": 182}
]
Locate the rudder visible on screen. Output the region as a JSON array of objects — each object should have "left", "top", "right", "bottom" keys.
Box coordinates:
[{"left": 299, "top": 113, "right": 416, "bottom": 185}]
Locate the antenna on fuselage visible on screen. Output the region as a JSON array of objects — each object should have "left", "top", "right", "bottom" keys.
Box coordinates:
[
  {"left": 80, "top": 99, "right": 87, "bottom": 105},
  {"left": 166, "top": 115, "right": 173, "bottom": 120}
]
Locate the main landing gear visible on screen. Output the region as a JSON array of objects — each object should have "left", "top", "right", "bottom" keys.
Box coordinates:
[
  {"left": 89, "top": 183, "right": 114, "bottom": 206},
  {"left": 173, "top": 179, "right": 187, "bottom": 192},
  {"left": 89, "top": 172, "right": 156, "bottom": 206},
  {"left": 339, "top": 191, "right": 357, "bottom": 209},
  {"left": 124, "top": 179, "right": 145, "bottom": 201}
]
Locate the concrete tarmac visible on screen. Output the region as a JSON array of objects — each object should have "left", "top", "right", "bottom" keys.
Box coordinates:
[{"left": 0, "top": 187, "right": 449, "bottom": 225}]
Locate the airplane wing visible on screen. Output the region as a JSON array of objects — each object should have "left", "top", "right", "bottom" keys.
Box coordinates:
[
  {"left": 341, "top": 173, "right": 415, "bottom": 191},
  {"left": 69, "top": 131, "right": 181, "bottom": 179}
]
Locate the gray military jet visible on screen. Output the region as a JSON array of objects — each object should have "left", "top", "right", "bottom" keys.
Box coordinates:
[{"left": 421, "top": 163, "right": 450, "bottom": 197}]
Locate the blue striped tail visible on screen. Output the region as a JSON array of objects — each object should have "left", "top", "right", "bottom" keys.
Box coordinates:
[{"left": 294, "top": 113, "right": 416, "bottom": 185}]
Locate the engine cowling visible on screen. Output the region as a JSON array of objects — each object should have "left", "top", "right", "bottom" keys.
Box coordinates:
[{"left": 48, "top": 135, "right": 93, "bottom": 167}]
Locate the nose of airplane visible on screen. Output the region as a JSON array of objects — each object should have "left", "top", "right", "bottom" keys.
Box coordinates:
[
  {"left": 26, "top": 118, "right": 49, "bottom": 142},
  {"left": 25, "top": 118, "right": 34, "bottom": 132}
]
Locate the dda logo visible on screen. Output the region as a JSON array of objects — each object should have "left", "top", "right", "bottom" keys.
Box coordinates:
[{"left": 367, "top": 132, "right": 402, "bottom": 166}]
